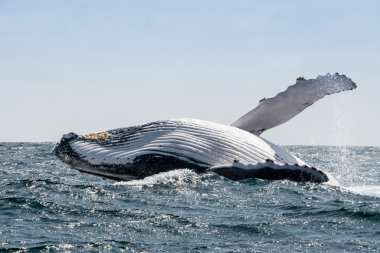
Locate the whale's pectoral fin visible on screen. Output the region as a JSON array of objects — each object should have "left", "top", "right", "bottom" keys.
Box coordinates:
[
  {"left": 210, "top": 161, "right": 329, "bottom": 183},
  {"left": 231, "top": 73, "right": 357, "bottom": 135}
]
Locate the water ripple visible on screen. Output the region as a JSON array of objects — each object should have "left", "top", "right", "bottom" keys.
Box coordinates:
[{"left": 0, "top": 144, "right": 379, "bottom": 252}]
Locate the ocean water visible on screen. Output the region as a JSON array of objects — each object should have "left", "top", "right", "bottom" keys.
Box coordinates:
[{"left": 0, "top": 143, "right": 379, "bottom": 252}]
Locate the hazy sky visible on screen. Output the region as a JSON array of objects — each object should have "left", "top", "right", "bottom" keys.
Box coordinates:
[{"left": 1, "top": 0, "right": 380, "bottom": 146}]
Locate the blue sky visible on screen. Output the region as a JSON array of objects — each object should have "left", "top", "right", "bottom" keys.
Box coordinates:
[{"left": 1, "top": 0, "right": 380, "bottom": 145}]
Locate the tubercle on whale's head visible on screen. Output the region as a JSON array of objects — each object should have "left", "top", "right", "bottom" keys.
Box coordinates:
[
  {"left": 53, "top": 132, "right": 79, "bottom": 162},
  {"left": 62, "top": 132, "right": 79, "bottom": 141}
]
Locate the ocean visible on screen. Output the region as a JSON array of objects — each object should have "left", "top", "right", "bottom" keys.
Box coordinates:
[{"left": 0, "top": 143, "right": 379, "bottom": 252}]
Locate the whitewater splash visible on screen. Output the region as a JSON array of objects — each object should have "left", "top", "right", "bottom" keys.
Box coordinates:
[
  {"left": 114, "top": 169, "right": 199, "bottom": 187},
  {"left": 346, "top": 186, "right": 380, "bottom": 198},
  {"left": 113, "top": 167, "right": 380, "bottom": 199}
]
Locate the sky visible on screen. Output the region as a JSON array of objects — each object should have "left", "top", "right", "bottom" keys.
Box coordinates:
[{"left": 1, "top": 0, "right": 380, "bottom": 146}]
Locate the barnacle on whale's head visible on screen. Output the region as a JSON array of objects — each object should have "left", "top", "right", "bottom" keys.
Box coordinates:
[{"left": 81, "top": 132, "right": 112, "bottom": 141}]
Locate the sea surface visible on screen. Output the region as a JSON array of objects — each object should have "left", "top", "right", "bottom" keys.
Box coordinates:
[{"left": 0, "top": 143, "right": 379, "bottom": 252}]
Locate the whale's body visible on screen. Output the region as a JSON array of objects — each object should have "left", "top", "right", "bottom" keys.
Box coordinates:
[
  {"left": 54, "top": 118, "right": 328, "bottom": 182},
  {"left": 54, "top": 73, "right": 356, "bottom": 183}
]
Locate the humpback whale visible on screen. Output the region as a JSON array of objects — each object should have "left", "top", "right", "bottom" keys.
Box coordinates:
[{"left": 54, "top": 73, "right": 356, "bottom": 183}]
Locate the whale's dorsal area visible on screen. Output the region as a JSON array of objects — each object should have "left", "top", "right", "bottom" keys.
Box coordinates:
[{"left": 232, "top": 73, "right": 356, "bottom": 135}]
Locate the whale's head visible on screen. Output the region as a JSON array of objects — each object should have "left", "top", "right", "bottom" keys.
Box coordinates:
[{"left": 53, "top": 132, "right": 79, "bottom": 164}]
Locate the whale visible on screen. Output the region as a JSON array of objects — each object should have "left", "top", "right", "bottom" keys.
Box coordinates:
[{"left": 54, "top": 73, "right": 356, "bottom": 183}]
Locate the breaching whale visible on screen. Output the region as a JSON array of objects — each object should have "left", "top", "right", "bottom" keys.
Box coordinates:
[{"left": 54, "top": 73, "right": 356, "bottom": 183}]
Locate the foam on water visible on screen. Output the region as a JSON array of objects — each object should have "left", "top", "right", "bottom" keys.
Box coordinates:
[
  {"left": 115, "top": 169, "right": 199, "bottom": 187},
  {"left": 346, "top": 185, "right": 380, "bottom": 198}
]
